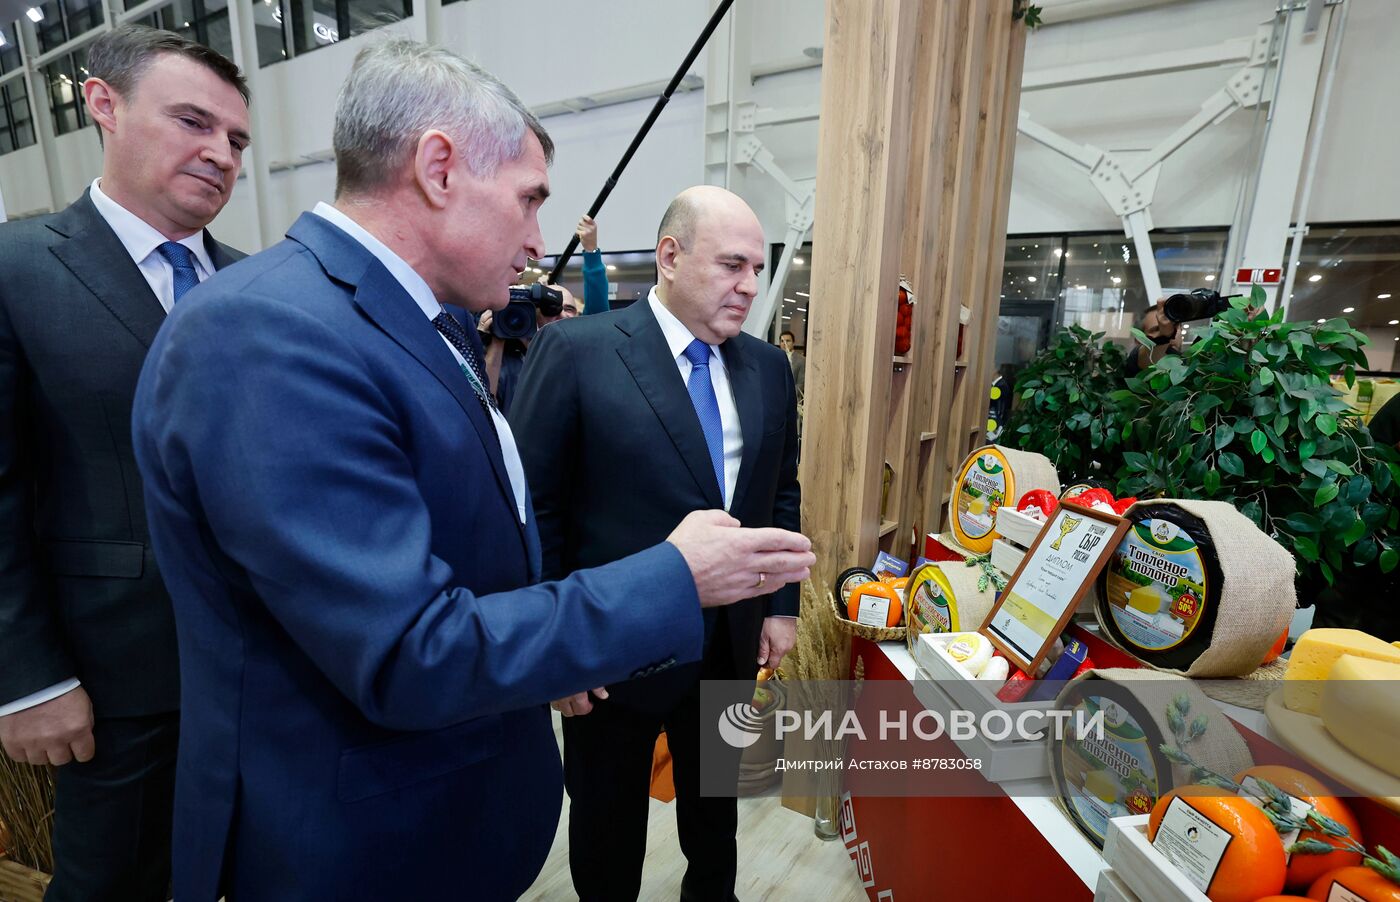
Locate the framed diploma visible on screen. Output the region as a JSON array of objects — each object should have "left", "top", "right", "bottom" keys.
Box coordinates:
[{"left": 979, "top": 502, "right": 1129, "bottom": 675}]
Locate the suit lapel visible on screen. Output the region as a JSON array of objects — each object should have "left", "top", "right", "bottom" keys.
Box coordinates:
[
  {"left": 287, "top": 214, "right": 524, "bottom": 543},
  {"left": 47, "top": 193, "right": 167, "bottom": 350},
  {"left": 723, "top": 338, "right": 764, "bottom": 513},
  {"left": 616, "top": 303, "right": 725, "bottom": 509}
]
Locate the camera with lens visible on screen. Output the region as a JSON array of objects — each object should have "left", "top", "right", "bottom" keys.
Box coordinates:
[
  {"left": 494, "top": 282, "right": 565, "bottom": 341},
  {"left": 1163, "top": 288, "right": 1233, "bottom": 323}
]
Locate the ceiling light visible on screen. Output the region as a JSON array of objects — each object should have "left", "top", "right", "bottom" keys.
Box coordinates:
[
  {"left": 1379, "top": 293, "right": 1392, "bottom": 299},
  {"left": 784, "top": 298, "right": 798, "bottom": 304},
  {"left": 0, "top": 33, "right": 6, "bottom": 47},
  {"left": 796, "top": 291, "right": 809, "bottom": 297},
  {"left": 1317, "top": 318, "right": 1326, "bottom": 323},
  {"left": 1308, "top": 274, "right": 1322, "bottom": 282},
  {"left": 1075, "top": 284, "right": 1086, "bottom": 290},
  {"left": 793, "top": 257, "right": 805, "bottom": 265},
  {"left": 1204, "top": 274, "right": 1215, "bottom": 282},
  {"left": 1027, "top": 275, "right": 1037, "bottom": 283},
  {"left": 1390, "top": 319, "right": 1399, "bottom": 325},
  {"left": 1053, "top": 248, "right": 1062, "bottom": 257},
  {"left": 1342, "top": 307, "right": 1355, "bottom": 313},
  {"left": 606, "top": 264, "right": 616, "bottom": 271},
  {"left": 1111, "top": 277, "right": 1122, "bottom": 284},
  {"left": 26, "top": 7, "right": 43, "bottom": 21},
  {"left": 795, "top": 307, "right": 807, "bottom": 312}
]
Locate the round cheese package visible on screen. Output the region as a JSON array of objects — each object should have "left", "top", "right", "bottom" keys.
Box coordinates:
[
  {"left": 903, "top": 562, "right": 997, "bottom": 654},
  {"left": 948, "top": 445, "right": 1060, "bottom": 553},
  {"left": 1096, "top": 500, "right": 1295, "bottom": 676},
  {"left": 1049, "top": 669, "right": 1253, "bottom": 849}
]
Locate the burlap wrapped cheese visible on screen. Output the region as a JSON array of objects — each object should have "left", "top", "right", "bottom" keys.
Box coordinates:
[
  {"left": 948, "top": 445, "right": 1060, "bottom": 554},
  {"left": 1096, "top": 499, "right": 1295, "bottom": 678}
]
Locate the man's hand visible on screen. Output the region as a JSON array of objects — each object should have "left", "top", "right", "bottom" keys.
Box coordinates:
[
  {"left": 666, "top": 510, "right": 814, "bottom": 608},
  {"left": 576, "top": 215, "right": 599, "bottom": 253},
  {"left": 476, "top": 309, "right": 493, "bottom": 334},
  {"left": 0, "top": 687, "right": 95, "bottom": 767},
  {"left": 757, "top": 617, "right": 797, "bottom": 669},
  {"left": 551, "top": 686, "right": 608, "bottom": 717}
]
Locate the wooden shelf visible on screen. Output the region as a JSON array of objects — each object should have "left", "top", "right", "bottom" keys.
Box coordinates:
[
  {"left": 920, "top": 431, "right": 937, "bottom": 442},
  {"left": 955, "top": 359, "right": 969, "bottom": 368},
  {"left": 892, "top": 355, "right": 911, "bottom": 366},
  {"left": 878, "top": 519, "right": 898, "bottom": 537}
]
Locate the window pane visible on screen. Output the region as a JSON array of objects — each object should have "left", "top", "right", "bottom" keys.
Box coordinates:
[
  {"left": 1001, "top": 238, "right": 1061, "bottom": 303},
  {"left": 43, "top": 53, "right": 85, "bottom": 135},
  {"left": 346, "top": 0, "right": 409, "bottom": 39},
  {"left": 253, "top": 0, "right": 288, "bottom": 66},
  {"left": 0, "top": 24, "right": 23, "bottom": 75},
  {"left": 61, "top": 0, "right": 104, "bottom": 42},
  {"left": 1287, "top": 224, "right": 1400, "bottom": 372},
  {"left": 35, "top": 1, "right": 67, "bottom": 54}
]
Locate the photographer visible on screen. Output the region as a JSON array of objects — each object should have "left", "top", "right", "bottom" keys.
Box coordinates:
[
  {"left": 1124, "top": 296, "right": 1183, "bottom": 379},
  {"left": 475, "top": 281, "right": 574, "bottom": 414}
]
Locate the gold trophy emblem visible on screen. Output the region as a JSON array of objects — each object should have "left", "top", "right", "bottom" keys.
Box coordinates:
[{"left": 1051, "top": 515, "right": 1081, "bottom": 551}]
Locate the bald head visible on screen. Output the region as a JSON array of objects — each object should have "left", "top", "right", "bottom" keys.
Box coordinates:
[
  {"left": 657, "top": 185, "right": 758, "bottom": 249},
  {"left": 655, "top": 185, "right": 765, "bottom": 345}
]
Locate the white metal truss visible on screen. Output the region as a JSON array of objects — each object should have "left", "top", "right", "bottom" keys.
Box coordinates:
[{"left": 1017, "top": 4, "right": 1338, "bottom": 310}]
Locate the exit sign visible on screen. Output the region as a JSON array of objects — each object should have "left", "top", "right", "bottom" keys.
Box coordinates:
[{"left": 1236, "top": 267, "right": 1282, "bottom": 285}]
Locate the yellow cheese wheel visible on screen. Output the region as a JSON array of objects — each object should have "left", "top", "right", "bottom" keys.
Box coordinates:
[
  {"left": 948, "top": 446, "right": 1059, "bottom": 554},
  {"left": 1320, "top": 655, "right": 1400, "bottom": 778},
  {"left": 1282, "top": 628, "right": 1400, "bottom": 715}
]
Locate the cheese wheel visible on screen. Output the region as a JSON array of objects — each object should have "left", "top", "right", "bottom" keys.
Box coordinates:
[
  {"left": 945, "top": 633, "right": 994, "bottom": 677},
  {"left": 1320, "top": 655, "right": 1400, "bottom": 778},
  {"left": 948, "top": 445, "right": 1060, "bottom": 553},
  {"left": 847, "top": 581, "right": 903, "bottom": 628},
  {"left": 1050, "top": 669, "right": 1254, "bottom": 848},
  {"left": 903, "top": 562, "right": 996, "bottom": 655},
  {"left": 1096, "top": 500, "right": 1295, "bottom": 677}
]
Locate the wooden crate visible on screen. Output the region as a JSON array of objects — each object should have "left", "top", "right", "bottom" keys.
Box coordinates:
[{"left": 0, "top": 858, "right": 50, "bottom": 902}]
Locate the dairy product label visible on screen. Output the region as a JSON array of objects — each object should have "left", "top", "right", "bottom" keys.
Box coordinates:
[
  {"left": 1104, "top": 518, "right": 1209, "bottom": 651},
  {"left": 1060, "top": 694, "right": 1160, "bottom": 844},
  {"left": 856, "top": 596, "right": 893, "bottom": 628},
  {"left": 910, "top": 578, "right": 952, "bottom": 633},
  {"left": 1151, "top": 796, "right": 1233, "bottom": 894},
  {"left": 956, "top": 451, "right": 1008, "bottom": 540},
  {"left": 1325, "top": 884, "right": 1368, "bottom": 902}
]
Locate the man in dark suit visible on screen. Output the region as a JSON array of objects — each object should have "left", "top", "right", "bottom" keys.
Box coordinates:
[
  {"left": 511, "top": 185, "right": 801, "bottom": 901},
  {"left": 0, "top": 25, "right": 249, "bottom": 902},
  {"left": 130, "top": 39, "right": 812, "bottom": 902}
]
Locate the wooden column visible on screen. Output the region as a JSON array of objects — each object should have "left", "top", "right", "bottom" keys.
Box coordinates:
[{"left": 800, "top": 0, "right": 1028, "bottom": 592}]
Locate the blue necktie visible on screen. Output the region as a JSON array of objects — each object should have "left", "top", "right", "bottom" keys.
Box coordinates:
[
  {"left": 683, "top": 339, "right": 725, "bottom": 503},
  {"left": 683, "top": 338, "right": 724, "bottom": 651},
  {"left": 157, "top": 241, "right": 199, "bottom": 305}
]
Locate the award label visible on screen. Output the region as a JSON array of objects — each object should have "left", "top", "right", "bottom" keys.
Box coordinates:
[{"left": 981, "top": 502, "right": 1129, "bottom": 674}]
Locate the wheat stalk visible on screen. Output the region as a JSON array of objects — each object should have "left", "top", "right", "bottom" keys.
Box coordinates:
[{"left": 0, "top": 757, "right": 56, "bottom": 874}]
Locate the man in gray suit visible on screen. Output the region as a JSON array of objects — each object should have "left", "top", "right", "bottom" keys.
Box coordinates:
[
  {"left": 0, "top": 25, "right": 249, "bottom": 901},
  {"left": 779, "top": 329, "right": 805, "bottom": 398}
]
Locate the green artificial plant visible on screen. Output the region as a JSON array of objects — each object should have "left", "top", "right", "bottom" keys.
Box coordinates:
[
  {"left": 1003, "top": 324, "right": 1128, "bottom": 485},
  {"left": 1113, "top": 284, "right": 1400, "bottom": 589}
]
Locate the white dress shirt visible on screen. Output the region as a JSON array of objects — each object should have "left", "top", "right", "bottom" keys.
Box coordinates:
[
  {"left": 0, "top": 180, "right": 218, "bottom": 718},
  {"left": 647, "top": 289, "right": 742, "bottom": 510},
  {"left": 89, "top": 178, "right": 214, "bottom": 313},
  {"left": 311, "top": 203, "right": 528, "bottom": 525}
]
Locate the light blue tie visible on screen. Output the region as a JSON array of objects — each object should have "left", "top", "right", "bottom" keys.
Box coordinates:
[
  {"left": 157, "top": 241, "right": 199, "bottom": 305},
  {"left": 683, "top": 338, "right": 725, "bottom": 504}
]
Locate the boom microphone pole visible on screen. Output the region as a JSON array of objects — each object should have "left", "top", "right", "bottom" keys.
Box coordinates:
[{"left": 547, "top": 0, "right": 736, "bottom": 282}]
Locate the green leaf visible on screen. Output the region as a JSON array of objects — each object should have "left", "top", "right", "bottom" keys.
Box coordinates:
[
  {"left": 1302, "top": 459, "right": 1329, "bottom": 478},
  {"left": 1314, "top": 483, "right": 1340, "bottom": 506},
  {"left": 1131, "top": 328, "right": 1153, "bottom": 350},
  {"left": 1259, "top": 366, "right": 1275, "bottom": 386},
  {"left": 1316, "top": 413, "right": 1338, "bottom": 436},
  {"left": 1299, "top": 439, "right": 1317, "bottom": 460},
  {"left": 1345, "top": 475, "right": 1372, "bottom": 506},
  {"left": 1214, "top": 426, "right": 1234, "bottom": 450},
  {"left": 1294, "top": 535, "right": 1321, "bottom": 562},
  {"left": 1341, "top": 518, "right": 1368, "bottom": 546},
  {"left": 1250, "top": 430, "right": 1267, "bottom": 454},
  {"left": 1382, "top": 549, "right": 1399, "bottom": 574},
  {"left": 1261, "top": 446, "right": 1275, "bottom": 464},
  {"left": 1284, "top": 513, "right": 1320, "bottom": 533},
  {"left": 1325, "top": 460, "right": 1355, "bottom": 476},
  {"left": 1204, "top": 469, "right": 1221, "bottom": 494},
  {"left": 1218, "top": 452, "right": 1245, "bottom": 477},
  {"left": 1191, "top": 415, "right": 1206, "bottom": 433}
]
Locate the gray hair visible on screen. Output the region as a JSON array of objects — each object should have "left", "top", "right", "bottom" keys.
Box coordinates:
[
  {"left": 657, "top": 192, "right": 700, "bottom": 248},
  {"left": 333, "top": 37, "right": 553, "bottom": 197}
]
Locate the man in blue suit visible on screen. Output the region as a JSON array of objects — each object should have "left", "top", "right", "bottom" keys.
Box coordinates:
[{"left": 131, "top": 38, "right": 813, "bottom": 902}]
